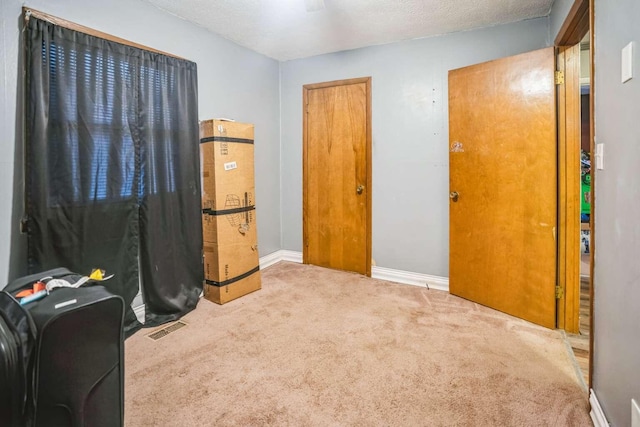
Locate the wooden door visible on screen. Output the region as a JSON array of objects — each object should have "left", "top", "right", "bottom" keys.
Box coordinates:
[
  {"left": 448, "top": 48, "right": 557, "bottom": 328},
  {"left": 303, "top": 77, "right": 371, "bottom": 276}
]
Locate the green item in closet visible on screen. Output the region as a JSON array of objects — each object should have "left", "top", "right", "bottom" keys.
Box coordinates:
[{"left": 581, "top": 173, "right": 591, "bottom": 214}]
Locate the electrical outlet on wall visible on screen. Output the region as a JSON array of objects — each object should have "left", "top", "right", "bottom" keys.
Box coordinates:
[{"left": 632, "top": 399, "right": 640, "bottom": 427}]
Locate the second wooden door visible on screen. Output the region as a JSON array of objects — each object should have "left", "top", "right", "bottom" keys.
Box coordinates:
[
  {"left": 303, "top": 77, "right": 371, "bottom": 276},
  {"left": 448, "top": 48, "right": 557, "bottom": 328}
]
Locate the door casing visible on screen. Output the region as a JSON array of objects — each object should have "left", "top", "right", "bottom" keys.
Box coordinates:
[
  {"left": 555, "top": 0, "right": 593, "bottom": 389},
  {"left": 556, "top": 43, "right": 582, "bottom": 334}
]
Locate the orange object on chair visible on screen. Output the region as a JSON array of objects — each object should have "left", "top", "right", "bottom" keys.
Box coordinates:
[
  {"left": 16, "top": 289, "right": 34, "bottom": 298},
  {"left": 15, "top": 281, "right": 46, "bottom": 298}
]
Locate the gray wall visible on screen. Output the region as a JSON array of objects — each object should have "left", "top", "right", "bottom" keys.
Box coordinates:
[
  {"left": 280, "top": 18, "right": 550, "bottom": 277},
  {"left": 592, "top": 0, "right": 640, "bottom": 425},
  {"left": 549, "top": 0, "right": 640, "bottom": 423},
  {"left": 0, "top": 0, "right": 281, "bottom": 285},
  {"left": 549, "top": 0, "right": 574, "bottom": 44}
]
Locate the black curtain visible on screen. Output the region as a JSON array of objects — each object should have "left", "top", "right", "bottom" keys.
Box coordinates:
[
  {"left": 25, "top": 17, "right": 203, "bottom": 334},
  {"left": 137, "top": 48, "right": 203, "bottom": 326}
]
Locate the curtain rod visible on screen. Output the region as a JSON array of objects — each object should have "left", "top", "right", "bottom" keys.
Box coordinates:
[{"left": 22, "top": 7, "right": 186, "bottom": 60}]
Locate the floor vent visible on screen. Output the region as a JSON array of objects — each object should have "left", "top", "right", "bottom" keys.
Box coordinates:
[{"left": 146, "top": 321, "right": 187, "bottom": 341}]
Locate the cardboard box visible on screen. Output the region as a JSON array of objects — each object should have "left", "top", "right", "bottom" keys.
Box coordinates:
[
  {"left": 200, "top": 119, "right": 260, "bottom": 304},
  {"left": 203, "top": 269, "right": 261, "bottom": 305},
  {"left": 201, "top": 205, "right": 256, "bottom": 243},
  {"left": 200, "top": 120, "right": 255, "bottom": 211},
  {"left": 202, "top": 211, "right": 259, "bottom": 282}
]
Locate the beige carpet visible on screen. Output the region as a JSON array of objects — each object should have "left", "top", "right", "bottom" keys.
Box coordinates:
[{"left": 125, "top": 262, "right": 591, "bottom": 426}]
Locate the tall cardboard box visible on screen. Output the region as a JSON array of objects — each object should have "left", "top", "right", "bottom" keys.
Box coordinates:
[
  {"left": 200, "top": 119, "right": 261, "bottom": 304},
  {"left": 200, "top": 120, "right": 255, "bottom": 212},
  {"left": 202, "top": 208, "right": 259, "bottom": 282},
  {"left": 203, "top": 269, "right": 261, "bottom": 305}
]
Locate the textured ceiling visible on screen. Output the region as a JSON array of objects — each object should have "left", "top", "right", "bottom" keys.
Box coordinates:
[{"left": 143, "top": 0, "right": 554, "bottom": 61}]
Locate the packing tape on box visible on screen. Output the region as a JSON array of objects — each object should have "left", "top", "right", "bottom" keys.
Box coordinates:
[
  {"left": 200, "top": 136, "right": 254, "bottom": 145},
  {"left": 205, "top": 265, "right": 260, "bottom": 287},
  {"left": 202, "top": 205, "right": 255, "bottom": 216}
]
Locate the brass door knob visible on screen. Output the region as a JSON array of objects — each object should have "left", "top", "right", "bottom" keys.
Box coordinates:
[
  {"left": 356, "top": 185, "right": 365, "bottom": 195},
  {"left": 449, "top": 191, "right": 459, "bottom": 202}
]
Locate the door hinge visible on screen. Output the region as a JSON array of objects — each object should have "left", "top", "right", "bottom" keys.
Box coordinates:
[
  {"left": 555, "top": 70, "right": 565, "bottom": 85},
  {"left": 555, "top": 285, "right": 564, "bottom": 299}
]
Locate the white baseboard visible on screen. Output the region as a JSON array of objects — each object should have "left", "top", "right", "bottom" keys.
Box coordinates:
[
  {"left": 132, "top": 291, "right": 143, "bottom": 307},
  {"left": 260, "top": 249, "right": 303, "bottom": 267},
  {"left": 280, "top": 250, "right": 303, "bottom": 263},
  {"left": 371, "top": 266, "right": 449, "bottom": 292},
  {"left": 132, "top": 291, "right": 145, "bottom": 324},
  {"left": 259, "top": 250, "right": 449, "bottom": 292},
  {"left": 259, "top": 250, "right": 284, "bottom": 269},
  {"left": 133, "top": 304, "right": 145, "bottom": 324},
  {"left": 590, "top": 389, "right": 609, "bottom": 427}
]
